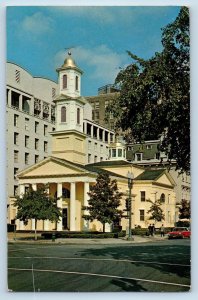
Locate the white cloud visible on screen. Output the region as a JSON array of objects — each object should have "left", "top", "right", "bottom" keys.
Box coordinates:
[
  {"left": 54, "top": 45, "right": 128, "bottom": 83},
  {"left": 21, "top": 12, "right": 54, "bottom": 35},
  {"left": 47, "top": 6, "right": 114, "bottom": 23}
]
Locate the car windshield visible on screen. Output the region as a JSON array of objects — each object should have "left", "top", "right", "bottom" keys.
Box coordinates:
[{"left": 173, "top": 227, "right": 188, "bottom": 231}]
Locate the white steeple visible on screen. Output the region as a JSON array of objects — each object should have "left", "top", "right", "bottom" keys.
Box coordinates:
[
  {"left": 56, "top": 51, "right": 83, "bottom": 98},
  {"left": 54, "top": 52, "right": 86, "bottom": 133}
]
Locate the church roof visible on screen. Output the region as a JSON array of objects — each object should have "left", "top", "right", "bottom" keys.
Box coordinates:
[
  {"left": 56, "top": 53, "right": 83, "bottom": 74},
  {"left": 135, "top": 169, "right": 166, "bottom": 180},
  {"left": 57, "top": 158, "right": 127, "bottom": 179}
]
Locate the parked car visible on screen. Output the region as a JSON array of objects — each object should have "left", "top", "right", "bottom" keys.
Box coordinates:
[{"left": 167, "top": 227, "right": 191, "bottom": 239}]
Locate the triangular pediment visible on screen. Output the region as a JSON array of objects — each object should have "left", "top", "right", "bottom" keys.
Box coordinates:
[
  {"left": 155, "top": 172, "right": 175, "bottom": 187},
  {"left": 17, "top": 156, "right": 91, "bottom": 179}
]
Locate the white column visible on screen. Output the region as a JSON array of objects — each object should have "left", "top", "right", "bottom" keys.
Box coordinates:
[
  {"left": 83, "top": 182, "right": 90, "bottom": 231},
  {"left": 8, "top": 89, "right": 11, "bottom": 106},
  {"left": 57, "top": 183, "right": 63, "bottom": 231},
  {"left": 31, "top": 184, "right": 37, "bottom": 231},
  {"left": 108, "top": 133, "right": 111, "bottom": 144},
  {"left": 102, "top": 130, "right": 105, "bottom": 142},
  {"left": 70, "top": 182, "right": 76, "bottom": 231},
  {"left": 84, "top": 121, "right": 87, "bottom": 134},
  {"left": 19, "top": 94, "right": 23, "bottom": 111},
  {"left": 97, "top": 127, "right": 100, "bottom": 140},
  {"left": 43, "top": 184, "right": 49, "bottom": 231},
  {"left": 18, "top": 184, "right": 25, "bottom": 230},
  {"left": 91, "top": 125, "right": 93, "bottom": 138}
]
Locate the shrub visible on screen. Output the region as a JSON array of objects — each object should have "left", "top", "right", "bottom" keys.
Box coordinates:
[{"left": 41, "top": 231, "right": 126, "bottom": 239}]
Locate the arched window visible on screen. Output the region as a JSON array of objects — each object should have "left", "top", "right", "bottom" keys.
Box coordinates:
[
  {"left": 77, "top": 107, "right": 80, "bottom": 124},
  {"left": 61, "top": 106, "right": 66, "bottom": 122},
  {"left": 63, "top": 74, "right": 67, "bottom": 89},
  {"left": 160, "top": 193, "right": 165, "bottom": 203},
  {"left": 75, "top": 76, "right": 79, "bottom": 90}
]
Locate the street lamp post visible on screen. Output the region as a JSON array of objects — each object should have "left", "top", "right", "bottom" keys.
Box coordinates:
[{"left": 127, "top": 171, "right": 134, "bottom": 240}]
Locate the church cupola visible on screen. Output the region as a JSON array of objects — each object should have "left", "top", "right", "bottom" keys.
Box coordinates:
[{"left": 56, "top": 51, "right": 83, "bottom": 98}]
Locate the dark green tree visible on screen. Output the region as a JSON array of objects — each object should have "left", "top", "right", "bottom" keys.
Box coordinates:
[
  {"left": 13, "top": 186, "right": 62, "bottom": 240},
  {"left": 82, "top": 172, "right": 123, "bottom": 232},
  {"left": 106, "top": 7, "right": 190, "bottom": 173},
  {"left": 147, "top": 199, "right": 165, "bottom": 224},
  {"left": 179, "top": 199, "right": 190, "bottom": 220}
]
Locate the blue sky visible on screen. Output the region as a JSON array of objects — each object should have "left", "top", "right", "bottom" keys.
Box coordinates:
[{"left": 7, "top": 6, "right": 181, "bottom": 96}]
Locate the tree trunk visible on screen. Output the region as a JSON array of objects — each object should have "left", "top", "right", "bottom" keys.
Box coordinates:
[
  {"left": 34, "top": 219, "right": 37, "bottom": 241},
  {"left": 103, "top": 223, "right": 105, "bottom": 233}
]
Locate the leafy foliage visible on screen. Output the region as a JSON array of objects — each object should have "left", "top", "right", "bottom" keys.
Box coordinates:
[
  {"left": 178, "top": 199, "right": 190, "bottom": 220},
  {"left": 106, "top": 7, "right": 190, "bottom": 173},
  {"left": 82, "top": 173, "right": 123, "bottom": 232},
  {"left": 147, "top": 199, "right": 165, "bottom": 223},
  {"left": 13, "top": 186, "right": 62, "bottom": 239}
]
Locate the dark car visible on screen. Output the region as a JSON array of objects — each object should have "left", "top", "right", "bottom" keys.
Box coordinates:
[{"left": 167, "top": 227, "right": 191, "bottom": 239}]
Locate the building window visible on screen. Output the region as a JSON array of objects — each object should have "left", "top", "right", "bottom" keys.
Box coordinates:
[
  {"left": 35, "top": 121, "right": 39, "bottom": 133},
  {"left": 61, "top": 106, "right": 66, "bottom": 123},
  {"left": 25, "top": 118, "right": 29, "bottom": 130},
  {"left": 127, "top": 146, "right": 133, "bottom": 151},
  {"left": 92, "top": 111, "right": 95, "bottom": 120},
  {"left": 94, "top": 155, "right": 97, "bottom": 163},
  {"left": 156, "top": 152, "right": 160, "bottom": 160},
  {"left": 110, "top": 122, "right": 114, "bottom": 130},
  {"left": 35, "top": 155, "right": 39, "bottom": 163},
  {"left": 52, "top": 127, "right": 56, "bottom": 131},
  {"left": 35, "top": 138, "right": 39, "bottom": 150},
  {"left": 94, "top": 143, "right": 97, "bottom": 151},
  {"left": 95, "top": 111, "right": 99, "bottom": 120},
  {"left": 135, "top": 153, "right": 142, "bottom": 161},
  {"left": 100, "top": 157, "right": 103, "bottom": 162},
  {"left": 88, "top": 154, "right": 91, "bottom": 163},
  {"left": 14, "top": 150, "right": 19, "bottom": 163},
  {"left": 14, "top": 132, "right": 19, "bottom": 145},
  {"left": 14, "top": 167, "right": 18, "bottom": 178},
  {"left": 88, "top": 141, "right": 91, "bottom": 150},
  {"left": 14, "top": 185, "right": 18, "bottom": 196},
  {"left": 25, "top": 153, "right": 29, "bottom": 165},
  {"left": 44, "top": 124, "right": 48, "bottom": 136},
  {"left": 112, "top": 149, "right": 116, "bottom": 158},
  {"left": 146, "top": 145, "right": 152, "bottom": 150},
  {"left": 77, "top": 108, "right": 80, "bottom": 124},
  {"left": 118, "top": 149, "right": 122, "bottom": 157},
  {"left": 75, "top": 76, "right": 79, "bottom": 90},
  {"left": 14, "top": 114, "right": 19, "bottom": 127},
  {"left": 140, "top": 210, "right": 145, "bottom": 221},
  {"left": 63, "top": 74, "right": 67, "bottom": 89},
  {"left": 160, "top": 193, "right": 166, "bottom": 203},
  {"left": 15, "top": 70, "right": 20, "bottom": 83},
  {"left": 140, "top": 191, "right": 146, "bottom": 202},
  {"left": 100, "top": 145, "right": 103, "bottom": 154},
  {"left": 44, "top": 141, "right": 48, "bottom": 152},
  {"left": 95, "top": 102, "right": 99, "bottom": 109},
  {"left": 25, "top": 135, "right": 29, "bottom": 148},
  {"left": 11, "top": 91, "right": 20, "bottom": 109}
]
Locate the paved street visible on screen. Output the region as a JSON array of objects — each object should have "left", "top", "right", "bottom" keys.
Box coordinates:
[{"left": 8, "top": 238, "right": 190, "bottom": 292}]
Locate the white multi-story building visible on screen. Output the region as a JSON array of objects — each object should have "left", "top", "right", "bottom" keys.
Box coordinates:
[{"left": 6, "top": 62, "right": 58, "bottom": 222}]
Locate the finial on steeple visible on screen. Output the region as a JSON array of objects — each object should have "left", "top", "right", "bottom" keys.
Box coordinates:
[{"left": 65, "top": 46, "right": 75, "bottom": 57}]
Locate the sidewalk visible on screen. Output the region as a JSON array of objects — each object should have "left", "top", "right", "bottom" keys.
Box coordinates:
[{"left": 8, "top": 232, "right": 167, "bottom": 245}]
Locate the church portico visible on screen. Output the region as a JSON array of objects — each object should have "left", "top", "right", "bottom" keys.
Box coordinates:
[{"left": 17, "top": 161, "right": 95, "bottom": 232}]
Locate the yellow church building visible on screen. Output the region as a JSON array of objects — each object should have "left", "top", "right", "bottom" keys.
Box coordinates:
[{"left": 11, "top": 53, "right": 177, "bottom": 232}]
